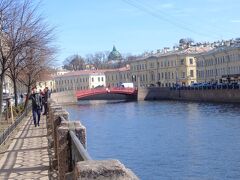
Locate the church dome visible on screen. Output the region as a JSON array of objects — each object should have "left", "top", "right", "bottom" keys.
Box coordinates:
[{"left": 108, "top": 46, "right": 122, "bottom": 61}]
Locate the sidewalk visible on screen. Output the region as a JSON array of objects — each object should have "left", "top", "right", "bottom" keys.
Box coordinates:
[{"left": 0, "top": 115, "right": 50, "bottom": 179}]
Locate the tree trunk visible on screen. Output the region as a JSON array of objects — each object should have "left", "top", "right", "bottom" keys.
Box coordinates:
[
  {"left": 24, "top": 85, "right": 31, "bottom": 110},
  {"left": 13, "top": 78, "right": 18, "bottom": 107},
  {"left": 0, "top": 80, "right": 3, "bottom": 119}
]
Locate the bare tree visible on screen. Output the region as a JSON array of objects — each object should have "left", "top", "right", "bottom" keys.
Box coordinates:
[
  {"left": 63, "top": 54, "right": 85, "bottom": 71},
  {"left": 18, "top": 47, "right": 54, "bottom": 109},
  {"left": 85, "top": 51, "right": 110, "bottom": 69},
  {"left": 0, "top": 0, "right": 56, "bottom": 108}
]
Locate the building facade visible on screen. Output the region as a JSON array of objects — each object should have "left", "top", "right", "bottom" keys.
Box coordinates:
[
  {"left": 197, "top": 45, "right": 240, "bottom": 83},
  {"left": 54, "top": 70, "right": 106, "bottom": 92},
  {"left": 130, "top": 47, "right": 210, "bottom": 87},
  {"left": 105, "top": 66, "right": 131, "bottom": 87}
]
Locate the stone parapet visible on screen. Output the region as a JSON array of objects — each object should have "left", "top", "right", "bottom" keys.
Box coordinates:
[
  {"left": 52, "top": 109, "right": 69, "bottom": 158},
  {"left": 74, "top": 160, "right": 138, "bottom": 180},
  {"left": 57, "top": 124, "right": 70, "bottom": 179},
  {"left": 48, "top": 99, "right": 138, "bottom": 180}
]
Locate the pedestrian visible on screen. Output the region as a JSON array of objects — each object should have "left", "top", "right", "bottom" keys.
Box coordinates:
[
  {"left": 43, "top": 87, "right": 49, "bottom": 115},
  {"left": 20, "top": 93, "right": 24, "bottom": 103},
  {"left": 30, "top": 87, "right": 42, "bottom": 127},
  {"left": 39, "top": 89, "right": 44, "bottom": 112}
]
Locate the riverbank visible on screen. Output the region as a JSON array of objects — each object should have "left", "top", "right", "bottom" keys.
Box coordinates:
[{"left": 138, "top": 87, "right": 240, "bottom": 103}]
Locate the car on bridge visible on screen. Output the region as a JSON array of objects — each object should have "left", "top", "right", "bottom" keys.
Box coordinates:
[{"left": 121, "top": 83, "right": 134, "bottom": 88}]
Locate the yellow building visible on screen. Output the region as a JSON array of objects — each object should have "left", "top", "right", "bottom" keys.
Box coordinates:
[
  {"left": 105, "top": 66, "right": 131, "bottom": 87},
  {"left": 197, "top": 45, "right": 240, "bottom": 83},
  {"left": 130, "top": 47, "right": 211, "bottom": 87}
]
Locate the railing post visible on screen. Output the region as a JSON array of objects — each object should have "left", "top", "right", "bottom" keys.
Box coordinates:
[
  {"left": 56, "top": 122, "right": 71, "bottom": 180},
  {"left": 47, "top": 103, "right": 62, "bottom": 144},
  {"left": 71, "top": 121, "right": 86, "bottom": 148},
  {"left": 52, "top": 110, "right": 69, "bottom": 159}
]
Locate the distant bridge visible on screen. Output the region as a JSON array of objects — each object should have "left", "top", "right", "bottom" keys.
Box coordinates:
[{"left": 75, "top": 87, "right": 137, "bottom": 99}]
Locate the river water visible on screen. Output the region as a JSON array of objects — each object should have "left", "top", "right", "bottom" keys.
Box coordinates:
[{"left": 64, "top": 100, "right": 240, "bottom": 180}]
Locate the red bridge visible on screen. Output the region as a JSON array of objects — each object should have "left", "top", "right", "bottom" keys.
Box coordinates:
[{"left": 76, "top": 87, "right": 137, "bottom": 99}]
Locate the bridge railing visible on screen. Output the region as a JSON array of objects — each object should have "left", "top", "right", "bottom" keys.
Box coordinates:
[{"left": 76, "top": 87, "right": 137, "bottom": 97}]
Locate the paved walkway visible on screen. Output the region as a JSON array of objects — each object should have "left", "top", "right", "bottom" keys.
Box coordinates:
[{"left": 0, "top": 115, "right": 50, "bottom": 179}]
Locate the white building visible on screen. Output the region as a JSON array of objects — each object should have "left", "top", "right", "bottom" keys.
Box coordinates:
[{"left": 54, "top": 70, "right": 106, "bottom": 92}]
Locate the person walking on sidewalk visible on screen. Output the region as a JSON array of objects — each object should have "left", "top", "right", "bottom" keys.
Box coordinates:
[
  {"left": 30, "top": 87, "right": 42, "bottom": 127},
  {"left": 43, "top": 87, "right": 50, "bottom": 115}
]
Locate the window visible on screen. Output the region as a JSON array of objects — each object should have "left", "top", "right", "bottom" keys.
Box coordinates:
[
  {"left": 182, "top": 72, "right": 185, "bottom": 78},
  {"left": 151, "top": 73, "right": 155, "bottom": 81},
  {"left": 180, "top": 59, "right": 184, "bottom": 65},
  {"left": 101, "top": 77, "right": 104, "bottom": 81},
  {"left": 98, "top": 77, "right": 100, "bottom": 82},
  {"left": 92, "top": 77, "right": 94, "bottom": 82},
  {"left": 190, "top": 70, "right": 194, "bottom": 77},
  {"left": 189, "top": 58, "right": 193, "bottom": 64}
]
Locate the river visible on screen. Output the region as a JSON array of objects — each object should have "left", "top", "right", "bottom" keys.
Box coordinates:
[{"left": 64, "top": 100, "right": 240, "bottom": 180}]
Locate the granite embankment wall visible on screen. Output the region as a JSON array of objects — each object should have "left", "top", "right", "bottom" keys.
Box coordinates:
[
  {"left": 138, "top": 87, "right": 240, "bottom": 103},
  {"left": 51, "top": 91, "right": 77, "bottom": 105},
  {"left": 47, "top": 100, "right": 138, "bottom": 179}
]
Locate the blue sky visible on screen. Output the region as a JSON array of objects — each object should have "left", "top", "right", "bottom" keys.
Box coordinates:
[{"left": 38, "top": 0, "right": 240, "bottom": 65}]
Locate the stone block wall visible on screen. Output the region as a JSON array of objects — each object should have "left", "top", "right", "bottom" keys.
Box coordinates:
[
  {"left": 47, "top": 100, "right": 139, "bottom": 180},
  {"left": 138, "top": 87, "right": 240, "bottom": 103}
]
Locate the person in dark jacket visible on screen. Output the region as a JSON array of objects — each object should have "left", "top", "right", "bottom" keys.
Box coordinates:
[
  {"left": 43, "top": 87, "right": 50, "bottom": 115},
  {"left": 30, "top": 87, "right": 42, "bottom": 127}
]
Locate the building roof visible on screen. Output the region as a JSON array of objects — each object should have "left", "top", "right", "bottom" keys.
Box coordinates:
[
  {"left": 104, "top": 66, "right": 130, "bottom": 73},
  {"left": 131, "top": 46, "right": 213, "bottom": 63},
  {"left": 55, "top": 69, "right": 122, "bottom": 78},
  {"left": 199, "top": 43, "right": 240, "bottom": 56},
  {"left": 55, "top": 70, "right": 105, "bottom": 78},
  {"left": 108, "top": 45, "right": 122, "bottom": 61}
]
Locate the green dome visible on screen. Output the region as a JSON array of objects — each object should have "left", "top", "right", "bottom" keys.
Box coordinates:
[{"left": 108, "top": 45, "right": 122, "bottom": 61}]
